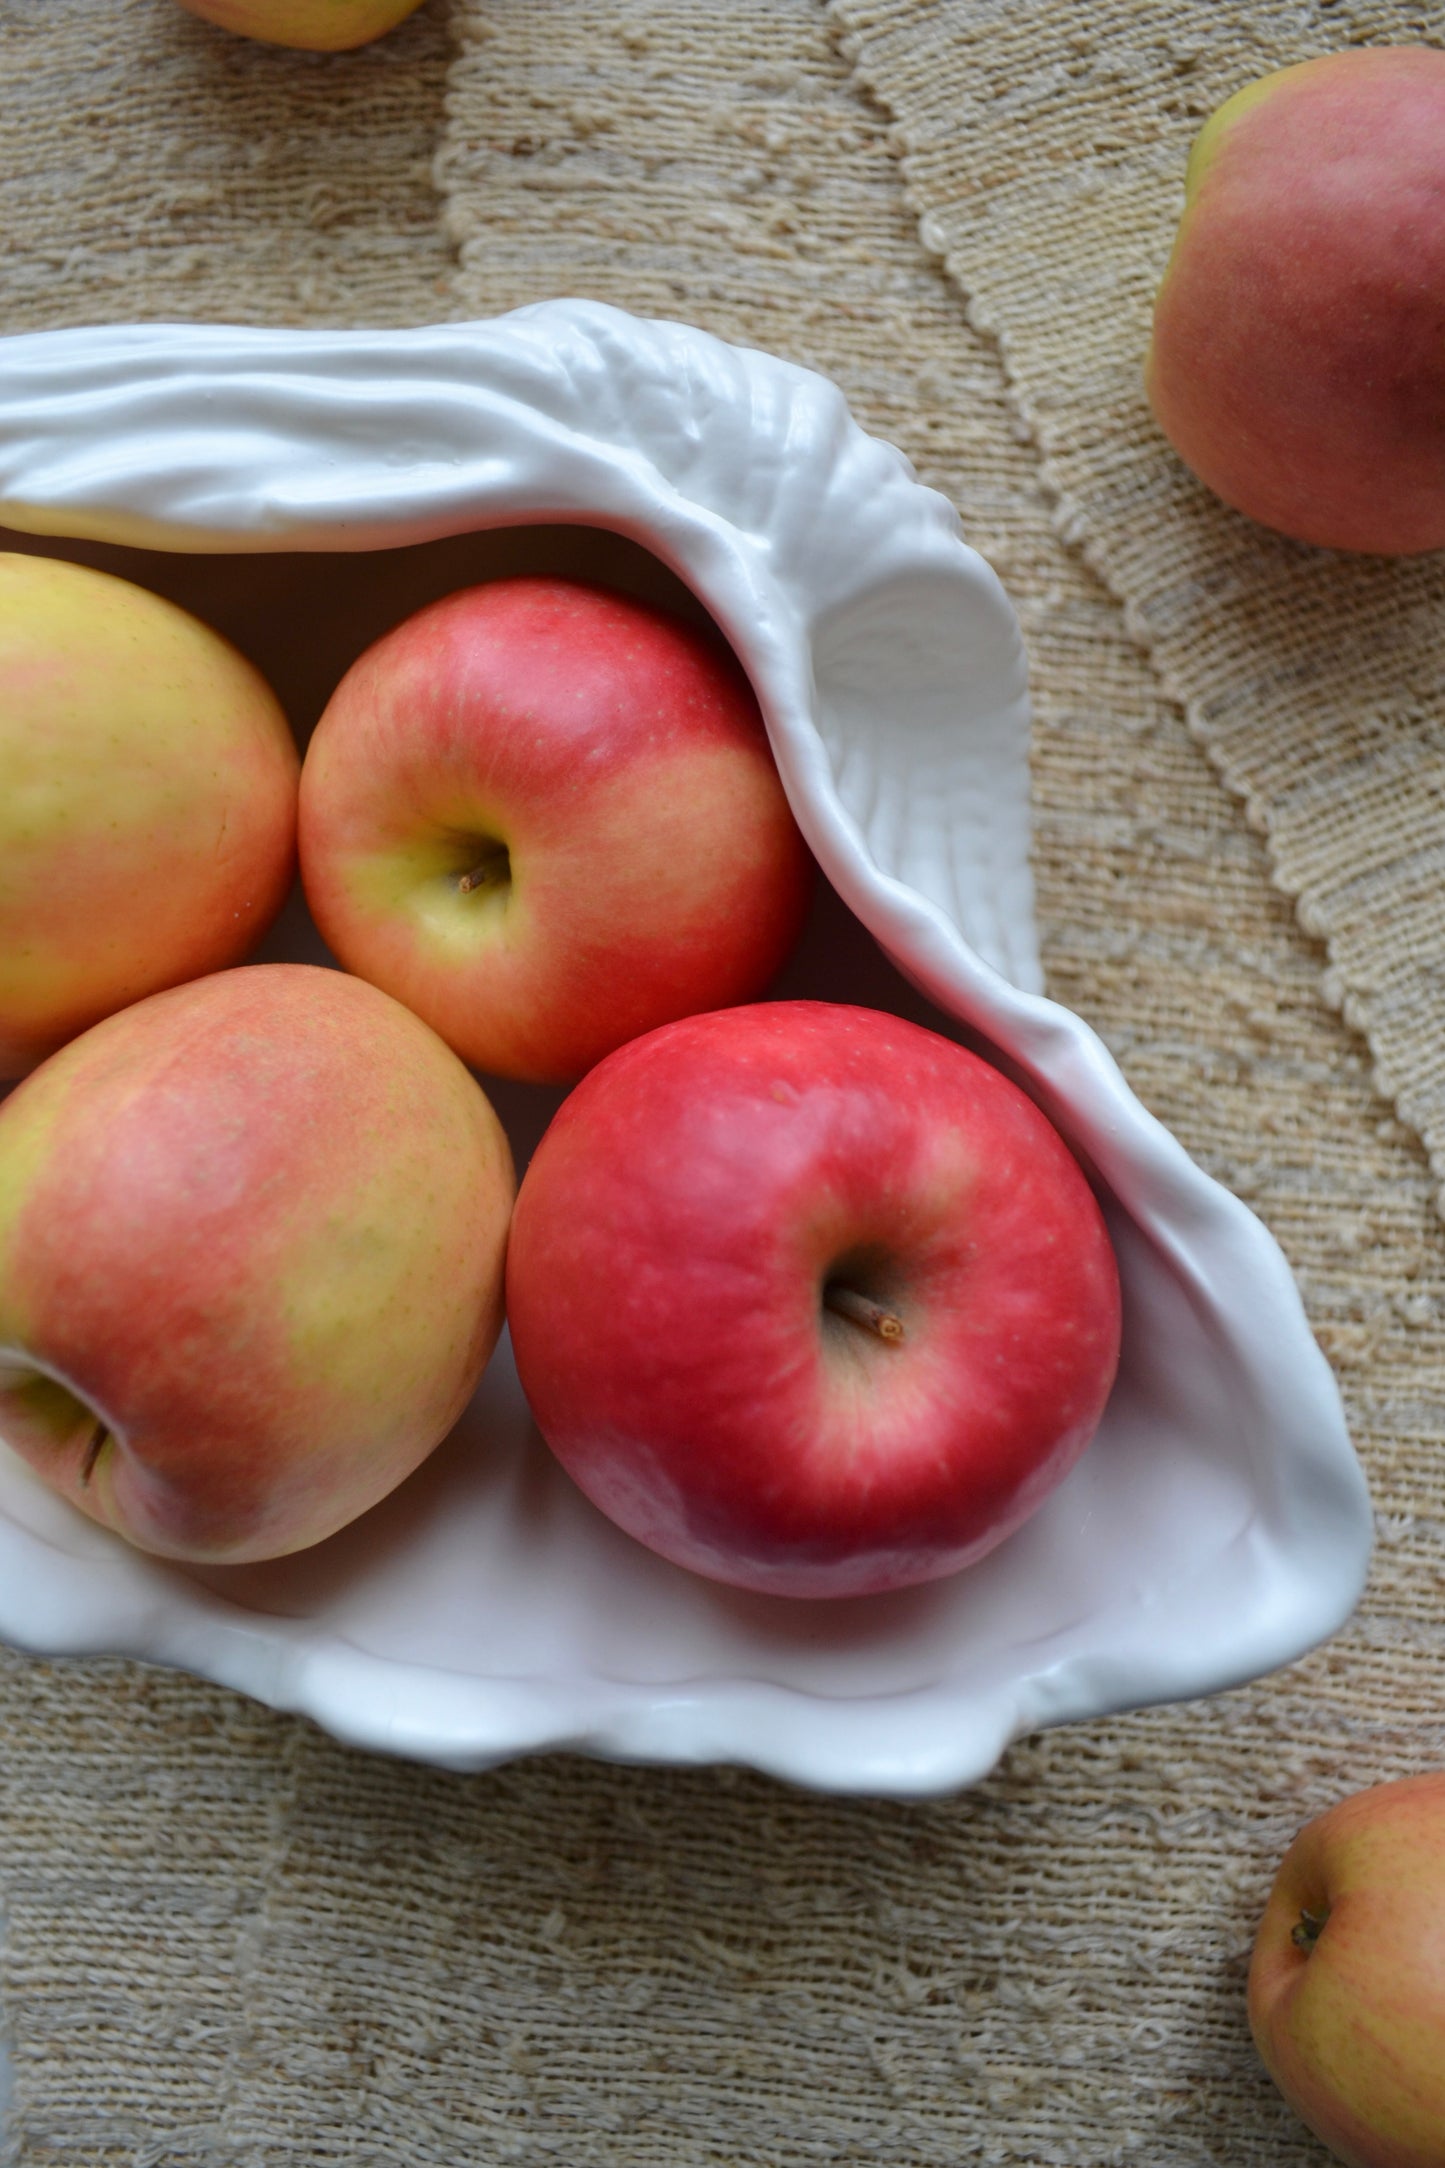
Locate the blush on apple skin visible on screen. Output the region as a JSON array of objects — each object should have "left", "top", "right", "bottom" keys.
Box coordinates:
[
  {"left": 1248, "top": 1773, "right": 1445, "bottom": 2168},
  {"left": 0, "top": 964, "right": 515, "bottom": 1564},
  {"left": 506, "top": 1001, "right": 1123, "bottom": 1599},
  {"left": 297, "top": 576, "right": 815, "bottom": 1085},
  {"left": 1146, "top": 47, "right": 1445, "bottom": 554}
]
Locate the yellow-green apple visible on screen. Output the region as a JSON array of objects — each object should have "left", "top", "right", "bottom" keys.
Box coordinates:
[
  {"left": 0, "top": 964, "right": 514, "bottom": 1563},
  {"left": 506, "top": 1001, "right": 1122, "bottom": 1598},
  {"left": 1146, "top": 47, "right": 1445, "bottom": 553},
  {"left": 172, "top": 0, "right": 426, "bottom": 49},
  {"left": 297, "top": 577, "right": 814, "bottom": 1084},
  {"left": 1248, "top": 1772, "right": 1445, "bottom": 2168},
  {"left": 0, "top": 552, "right": 299, "bottom": 1080}
]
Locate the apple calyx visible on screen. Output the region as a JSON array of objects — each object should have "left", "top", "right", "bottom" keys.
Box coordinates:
[
  {"left": 1291, "top": 1904, "right": 1330, "bottom": 1952},
  {"left": 823, "top": 1281, "right": 906, "bottom": 1343}
]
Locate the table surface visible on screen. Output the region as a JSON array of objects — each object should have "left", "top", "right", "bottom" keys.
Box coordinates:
[{"left": 3, "top": 4, "right": 1442, "bottom": 2166}]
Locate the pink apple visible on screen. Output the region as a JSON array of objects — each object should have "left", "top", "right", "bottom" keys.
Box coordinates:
[
  {"left": 0, "top": 552, "right": 299, "bottom": 1080},
  {"left": 1248, "top": 1773, "right": 1445, "bottom": 2168},
  {"left": 505, "top": 1001, "right": 1122, "bottom": 1598},
  {"left": 172, "top": 0, "right": 427, "bottom": 50},
  {"left": 1146, "top": 49, "right": 1445, "bottom": 552},
  {"left": 0, "top": 964, "right": 514, "bottom": 1563},
  {"left": 298, "top": 577, "right": 814, "bottom": 1084}
]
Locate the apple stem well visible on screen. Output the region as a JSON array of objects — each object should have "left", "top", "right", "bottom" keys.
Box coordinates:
[
  {"left": 1292, "top": 1905, "right": 1330, "bottom": 1953},
  {"left": 823, "top": 1282, "right": 906, "bottom": 1343},
  {"left": 456, "top": 842, "right": 511, "bottom": 897},
  {"left": 80, "top": 1419, "right": 111, "bottom": 1487}
]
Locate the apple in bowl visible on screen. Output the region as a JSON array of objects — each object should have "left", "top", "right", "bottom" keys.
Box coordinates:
[
  {"left": 0, "top": 964, "right": 514, "bottom": 1563},
  {"left": 0, "top": 552, "right": 299, "bottom": 1080},
  {"left": 506, "top": 1000, "right": 1123, "bottom": 1598},
  {"left": 297, "top": 576, "right": 815, "bottom": 1083}
]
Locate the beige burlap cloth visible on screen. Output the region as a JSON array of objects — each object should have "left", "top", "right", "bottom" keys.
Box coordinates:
[{"left": 3, "top": 3, "right": 1444, "bottom": 2163}]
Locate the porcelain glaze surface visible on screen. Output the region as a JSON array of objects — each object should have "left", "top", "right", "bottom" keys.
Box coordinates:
[{"left": 0, "top": 303, "right": 1371, "bottom": 1795}]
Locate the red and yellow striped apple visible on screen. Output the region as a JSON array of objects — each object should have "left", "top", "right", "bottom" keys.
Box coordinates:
[
  {"left": 298, "top": 577, "right": 814, "bottom": 1083},
  {"left": 0, "top": 964, "right": 514, "bottom": 1563},
  {"left": 1248, "top": 1773, "right": 1445, "bottom": 2168},
  {"left": 506, "top": 1001, "right": 1122, "bottom": 1598},
  {"left": 172, "top": 0, "right": 427, "bottom": 50},
  {"left": 1147, "top": 47, "right": 1445, "bottom": 553},
  {"left": 0, "top": 553, "right": 299, "bottom": 1080}
]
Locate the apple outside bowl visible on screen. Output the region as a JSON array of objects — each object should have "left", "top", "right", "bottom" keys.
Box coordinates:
[{"left": 0, "top": 302, "right": 1371, "bottom": 1798}]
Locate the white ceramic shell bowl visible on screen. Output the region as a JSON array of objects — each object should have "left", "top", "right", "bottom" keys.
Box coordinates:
[{"left": 0, "top": 301, "right": 1371, "bottom": 1797}]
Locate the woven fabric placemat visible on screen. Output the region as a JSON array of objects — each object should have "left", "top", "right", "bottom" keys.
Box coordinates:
[
  {"left": 0, "top": 0, "right": 454, "bottom": 332},
  {"left": 4, "top": 3, "right": 1445, "bottom": 2163}
]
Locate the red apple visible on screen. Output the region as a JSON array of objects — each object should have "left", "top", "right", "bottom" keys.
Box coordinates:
[
  {"left": 505, "top": 1001, "right": 1122, "bottom": 1598},
  {"left": 0, "top": 964, "right": 514, "bottom": 1563},
  {"left": 1146, "top": 48, "right": 1445, "bottom": 553},
  {"left": 1248, "top": 1773, "right": 1445, "bottom": 2168},
  {"left": 172, "top": 0, "right": 427, "bottom": 49},
  {"left": 297, "top": 577, "right": 814, "bottom": 1084},
  {"left": 0, "top": 552, "right": 299, "bottom": 1079}
]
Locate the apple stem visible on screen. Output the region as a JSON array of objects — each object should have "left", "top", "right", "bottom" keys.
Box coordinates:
[
  {"left": 825, "top": 1284, "right": 906, "bottom": 1343},
  {"left": 80, "top": 1419, "right": 110, "bottom": 1487},
  {"left": 1292, "top": 1904, "right": 1330, "bottom": 1953}
]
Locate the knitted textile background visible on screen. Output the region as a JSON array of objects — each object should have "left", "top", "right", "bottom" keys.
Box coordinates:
[{"left": 2, "top": 3, "right": 1443, "bottom": 2163}]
